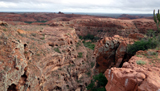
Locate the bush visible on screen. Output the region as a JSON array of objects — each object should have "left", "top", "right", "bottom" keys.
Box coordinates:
[
  {"left": 54, "top": 48, "right": 61, "bottom": 53},
  {"left": 78, "top": 52, "right": 83, "bottom": 58},
  {"left": 83, "top": 41, "right": 95, "bottom": 50},
  {"left": 83, "top": 34, "right": 95, "bottom": 40},
  {"left": 86, "top": 73, "right": 108, "bottom": 91},
  {"left": 3, "top": 29, "right": 7, "bottom": 31},
  {"left": 146, "top": 30, "right": 156, "bottom": 38},
  {"left": 136, "top": 60, "right": 146, "bottom": 65},
  {"left": 24, "top": 21, "right": 33, "bottom": 24},
  {"left": 31, "top": 33, "right": 36, "bottom": 37},
  {"left": 91, "top": 62, "right": 95, "bottom": 68},
  {"left": 127, "top": 38, "right": 158, "bottom": 55},
  {"left": 79, "top": 34, "right": 100, "bottom": 42}
]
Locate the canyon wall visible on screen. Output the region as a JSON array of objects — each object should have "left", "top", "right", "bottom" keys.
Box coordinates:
[{"left": 0, "top": 23, "right": 95, "bottom": 91}]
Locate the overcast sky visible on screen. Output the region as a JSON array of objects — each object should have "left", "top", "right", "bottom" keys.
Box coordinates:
[{"left": 0, "top": 0, "right": 159, "bottom": 13}]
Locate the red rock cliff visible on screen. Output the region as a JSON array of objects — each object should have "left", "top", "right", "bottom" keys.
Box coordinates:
[{"left": 0, "top": 22, "right": 95, "bottom": 91}]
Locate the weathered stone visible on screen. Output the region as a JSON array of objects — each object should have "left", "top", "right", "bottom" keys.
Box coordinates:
[{"left": 105, "top": 54, "right": 160, "bottom": 91}]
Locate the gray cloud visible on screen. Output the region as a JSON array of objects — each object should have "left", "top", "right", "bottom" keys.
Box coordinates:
[{"left": 0, "top": 0, "right": 159, "bottom": 13}]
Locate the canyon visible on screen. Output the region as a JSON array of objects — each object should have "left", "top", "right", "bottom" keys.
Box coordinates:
[{"left": 0, "top": 13, "right": 160, "bottom": 91}]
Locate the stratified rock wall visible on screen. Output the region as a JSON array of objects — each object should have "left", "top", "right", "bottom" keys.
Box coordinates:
[{"left": 0, "top": 23, "right": 95, "bottom": 91}]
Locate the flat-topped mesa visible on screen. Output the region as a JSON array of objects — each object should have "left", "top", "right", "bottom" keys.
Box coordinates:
[
  {"left": 0, "top": 23, "right": 95, "bottom": 91},
  {"left": 65, "top": 18, "right": 157, "bottom": 38}
]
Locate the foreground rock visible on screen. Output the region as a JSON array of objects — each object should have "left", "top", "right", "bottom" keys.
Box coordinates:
[
  {"left": 0, "top": 23, "right": 95, "bottom": 91},
  {"left": 105, "top": 50, "right": 160, "bottom": 91}
]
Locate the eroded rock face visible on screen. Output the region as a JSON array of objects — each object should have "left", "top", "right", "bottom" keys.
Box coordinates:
[
  {"left": 93, "top": 35, "right": 131, "bottom": 73},
  {"left": 0, "top": 23, "right": 95, "bottom": 91},
  {"left": 93, "top": 32, "right": 147, "bottom": 73},
  {"left": 0, "top": 26, "right": 27, "bottom": 91},
  {"left": 105, "top": 53, "right": 160, "bottom": 91}
]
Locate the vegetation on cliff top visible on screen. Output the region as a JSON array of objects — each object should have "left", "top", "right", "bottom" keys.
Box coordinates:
[
  {"left": 127, "top": 10, "right": 160, "bottom": 55},
  {"left": 127, "top": 37, "right": 159, "bottom": 55}
]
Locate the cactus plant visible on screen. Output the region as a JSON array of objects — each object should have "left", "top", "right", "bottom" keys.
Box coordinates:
[{"left": 153, "top": 9, "right": 160, "bottom": 31}]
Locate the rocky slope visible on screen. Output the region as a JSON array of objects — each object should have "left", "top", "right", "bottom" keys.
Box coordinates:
[{"left": 0, "top": 22, "right": 95, "bottom": 91}]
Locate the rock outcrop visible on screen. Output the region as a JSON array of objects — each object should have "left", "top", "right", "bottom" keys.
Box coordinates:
[
  {"left": 93, "top": 33, "right": 145, "bottom": 73},
  {"left": 105, "top": 50, "right": 160, "bottom": 91},
  {"left": 93, "top": 35, "right": 134, "bottom": 73},
  {"left": 0, "top": 23, "right": 95, "bottom": 91}
]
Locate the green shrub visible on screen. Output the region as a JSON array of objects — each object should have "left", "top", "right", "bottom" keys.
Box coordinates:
[
  {"left": 40, "top": 37, "right": 45, "bottom": 40},
  {"left": 24, "top": 21, "right": 33, "bottom": 24},
  {"left": 36, "top": 21, "right": 47, "bottom": 23},
  {"left": 91, "top": 62, "right": 95, "bottom": 68},
  {"left": 127, "top": 38, "right": 158, "bottom": 55},
  {"left": 136, "top": 60, "right": 146, "bottom": 65},
  {"left": 86, "top": 71, "right": 91, "bottom": 76},
  {"left": 54, "top": 48, "right": 61, "bottom": 53},
  {"left": 86, "top": 73, "right": 108, "bottom": 91},
  {"left": 79, "top": 34, "right": 100, "bottom": 42},
  {"left": 31, "top": 33, "right": 36, "bottom": 37},
  {"left": 83, "top": 34, "right": 95, "bottom": 40},
  {"left": 83, "top": 41, "right": 95, "bottom": 50},
  {"left": 79, "top": 36, "right": 83, "bottom": 40},
  {"left": 78, "top": 52, "right": 83, "bottom": 58},
  {"left": 76, "top": 41, "right": 82, "bottom": 48},
  {"left": 3, "top": 29, "right": 7, "bottom": 31},
  {"left": 136, "top": 55, "right": 143, "bottom": 58},
  {"left": 148, "top": 51, "right": 158, "bottom": 56},
  {"left": 36, "top": 53, "right": 40, "bottom": 56},
  {"left": 98, "top": 30, "right": 103, "bottom": 32},
  {"left": 19, "top": 34, "right": 26, "bottom": 37},
  {"left": 146, "top": 30, "right": 156, "bottom": 38}
]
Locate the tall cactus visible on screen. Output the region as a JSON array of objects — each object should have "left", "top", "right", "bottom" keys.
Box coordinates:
[{"left": 153, "top": 9, "right": 160, "bottom": 32}]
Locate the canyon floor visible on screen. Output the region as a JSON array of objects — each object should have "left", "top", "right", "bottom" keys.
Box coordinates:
[{"left": 0, "top": 13, "right": 160, "bottom": 91}]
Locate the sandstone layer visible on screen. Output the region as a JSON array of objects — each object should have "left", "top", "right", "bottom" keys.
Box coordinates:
[{"left": 0, "top": 23, "right": 95, "bottom": 91}]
